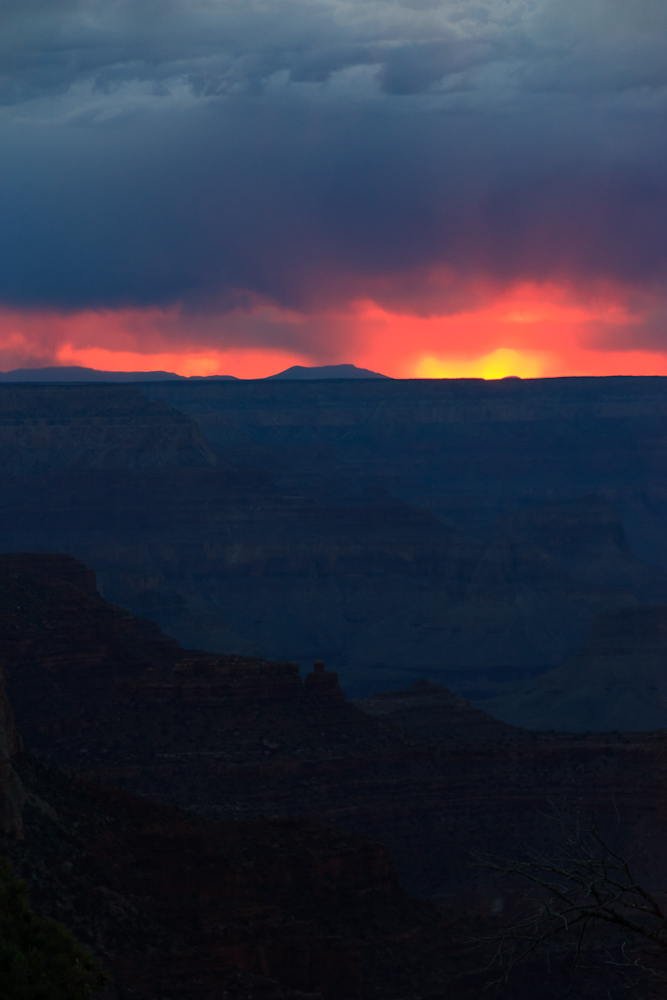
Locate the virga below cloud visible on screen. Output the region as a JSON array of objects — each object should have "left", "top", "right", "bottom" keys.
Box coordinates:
[{"left": 0, "top": 0, "right": 665, "bottom": 375}]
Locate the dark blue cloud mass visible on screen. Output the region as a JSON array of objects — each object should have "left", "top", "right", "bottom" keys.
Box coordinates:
[{"left": 0, "top": 0, "right": 666, "bottom": 348}]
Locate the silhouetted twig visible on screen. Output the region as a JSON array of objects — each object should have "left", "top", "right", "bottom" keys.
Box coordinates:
[{"left": 472, "top": 804, "right": 667, "bottom": 993}]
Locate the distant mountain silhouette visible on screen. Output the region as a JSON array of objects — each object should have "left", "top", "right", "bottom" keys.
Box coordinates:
[
  {"left": 0, "top": 365, "right": 188, "bottom": 382},
  {"left": 266, "top": 363, "right": 389, "bottom": 379},
  {"left": 0, "top": 363, "right": 388, "bottom": 382}
]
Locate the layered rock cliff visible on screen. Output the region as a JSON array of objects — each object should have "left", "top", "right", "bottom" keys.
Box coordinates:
[
  {"left": 1, "top": 380, "right": 665, "bottom": 719},
  {"left": 144, "top": 374, "right": 667, "bottom": 563},
  {"left": 0, "top": 383, "right": 217, "bottom": 472}
]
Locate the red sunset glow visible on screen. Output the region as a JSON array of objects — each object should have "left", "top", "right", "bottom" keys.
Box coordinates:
[{"left": 1, "top": 281, "right": 666, "bottom": 379}]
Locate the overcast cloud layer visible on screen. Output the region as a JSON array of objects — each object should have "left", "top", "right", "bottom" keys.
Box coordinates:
[{"left": 1, "top": 0, "right": 666, "bottom": 356}]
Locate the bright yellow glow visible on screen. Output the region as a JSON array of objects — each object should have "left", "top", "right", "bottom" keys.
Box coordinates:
[
  {"left": 2, "top": 279, "right": 667, "bottom": 381},
  {"left": 414, "top": 348, "right": 549, "bottom": 380}
]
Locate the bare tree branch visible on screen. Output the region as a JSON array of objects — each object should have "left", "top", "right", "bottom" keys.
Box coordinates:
[{"left": 472, "top": 804, "right": 667, "bottom": 993}]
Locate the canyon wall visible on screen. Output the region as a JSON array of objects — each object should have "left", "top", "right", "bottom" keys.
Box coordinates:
[
  {"left": 0, "top": 379, "right": 666, "bottom": 724},
  {"left": 0, "top": 383, "right": 216, "bottom": 472},
  {"left": 484, "top": 604, "right": 667, "bottom": 731},
  {"left": 144, "top": 375, "right": 667, "bottom": 563}
]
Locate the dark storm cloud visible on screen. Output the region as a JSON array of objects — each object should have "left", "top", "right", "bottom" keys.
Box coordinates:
[
  {"left": 0, "top": 0, "right": 503, "bottom": 102},
  {"left": 1, "top": 0, "right": 666, "bottom": 338}
]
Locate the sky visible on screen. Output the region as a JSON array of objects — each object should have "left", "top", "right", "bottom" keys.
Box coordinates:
[{"left": 1, "top": 0, "right": 666, "bottom": 379}]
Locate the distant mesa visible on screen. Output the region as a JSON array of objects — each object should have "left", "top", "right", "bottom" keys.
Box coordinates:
[
  {"left": 0, "top": 363, "right": 388, "bottom": 382},
  {"left": 266, "top": 363, "right": 390, "bottom": 380},
  {"left": 0, "top": 365, "right": 188, "bottom": 382}
]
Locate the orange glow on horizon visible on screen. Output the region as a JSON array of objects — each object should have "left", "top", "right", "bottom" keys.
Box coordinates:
[
  {"left": 0, "top": 280, "right": 666, "bottom": 380},
  {"left": 55, "top": 344, "right": 311, "bottom": 380},
  {"left": 349, "top": 283, "right": 667, "bottom": 379}
]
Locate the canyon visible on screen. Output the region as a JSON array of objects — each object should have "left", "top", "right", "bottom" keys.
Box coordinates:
[
  {"left": 0, "top": 554, "right": 664, "bottom": 887},
  {"left": 0, "top": 552, "right": 664, "bottom": 998},
  {"left": 1, "top": 377, "right": 667, "bottom": 727}
]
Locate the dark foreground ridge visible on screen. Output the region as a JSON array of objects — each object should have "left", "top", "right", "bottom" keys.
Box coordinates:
[
  {"left": 0, "top": 555, "right": 458, "bottom": 999},
  {"left": 0, "top": 553, "right": 665, "bottom": 999},
  {"left": 7, "top": 756, "right": 454, "bottom": 1000},
  {"left": 2, "top": 552, "right": 666, "bottom": 905}
]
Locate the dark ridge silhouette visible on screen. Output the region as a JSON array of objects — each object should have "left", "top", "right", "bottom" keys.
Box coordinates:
[
  {"left": 7, "top": 755, "right": 457, "bottom": 1000},
  {"left": 0, "top": 578, "right": 453, "bottom": 999},
  {"left": 1, "top": 553, "right": 665, "bottom": 909},
  {"left": 0, "top": 552, "right": 664, "bottom": 998}
]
